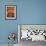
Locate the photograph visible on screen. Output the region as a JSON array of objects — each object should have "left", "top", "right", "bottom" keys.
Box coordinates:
[{"left": 5, "top": 5, "right": 16, "bottom": 20}]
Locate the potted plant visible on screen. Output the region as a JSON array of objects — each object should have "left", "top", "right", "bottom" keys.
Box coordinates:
[{"left": 8, "top": 32, "right": 16, "bottom": 46}]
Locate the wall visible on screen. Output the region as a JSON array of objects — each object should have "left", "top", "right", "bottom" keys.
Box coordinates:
[{"left": 0, "top": 0, "right": 46, "bottom": 44}]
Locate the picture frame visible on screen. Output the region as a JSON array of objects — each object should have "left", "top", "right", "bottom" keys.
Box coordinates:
[{"left": 5, "top": 5, "right": 17, "bottom": 20}]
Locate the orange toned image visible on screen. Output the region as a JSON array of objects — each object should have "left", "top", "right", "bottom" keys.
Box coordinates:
[{"left": 7, "top": 7, "right": 15, "bottom": 17}]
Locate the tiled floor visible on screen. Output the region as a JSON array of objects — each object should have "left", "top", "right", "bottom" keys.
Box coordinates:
[
  {"left": 0, "top": 44, "right": 18, "bottom": 46},
  {"left": 19, "top": 40, "right": 46, "bottom": 46},
  {"left": 0, "top": 40, "right": 46, "bottom": 46}
]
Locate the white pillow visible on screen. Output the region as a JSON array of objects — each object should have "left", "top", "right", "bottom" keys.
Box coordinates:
[
  {"left": 39, "top": 31, "right": 44, "bottom": 35},
  {"left": 21, "top": 30, "right": 28, "bottom": 39}
]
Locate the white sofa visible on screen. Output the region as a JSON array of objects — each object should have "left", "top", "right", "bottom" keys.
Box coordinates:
[{"left": 21, "top": 30, "right": 45, "bottom": 41}]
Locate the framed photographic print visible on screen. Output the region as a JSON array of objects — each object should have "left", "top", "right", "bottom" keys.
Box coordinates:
[{"left": 5, "top": 5, "right": 16, "bottom": 20}]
